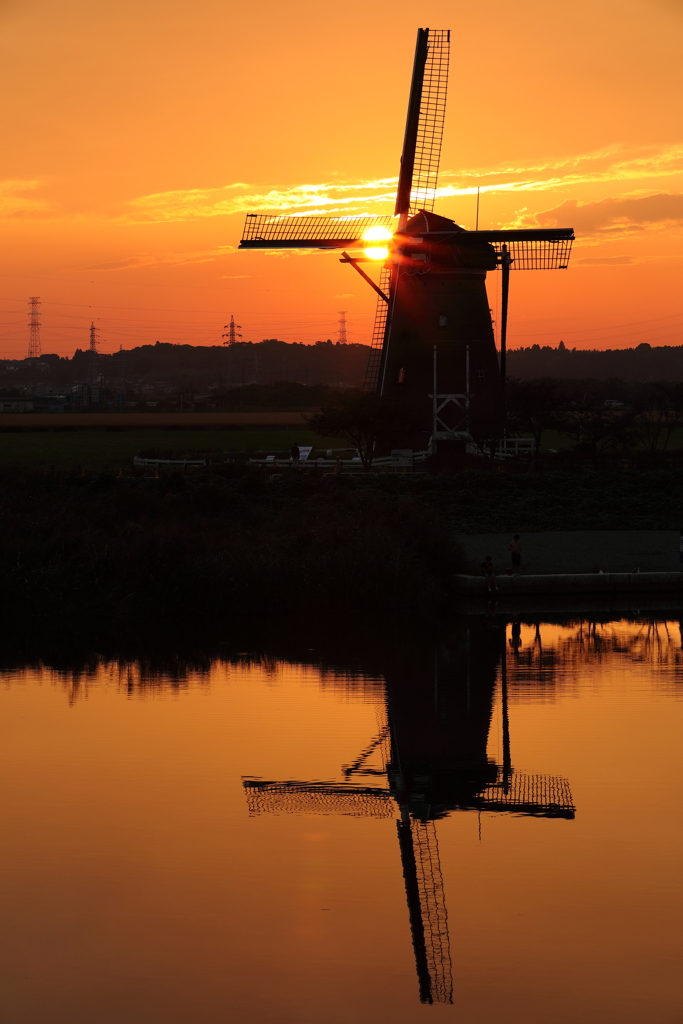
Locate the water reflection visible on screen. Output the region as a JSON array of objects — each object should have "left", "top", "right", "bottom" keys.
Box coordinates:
[
  {"left": 244, "top": 621, "right": 576, "bottom": 1005},
  {"left": 2, "top": 612, "right": 683, "bottom": 1023}
]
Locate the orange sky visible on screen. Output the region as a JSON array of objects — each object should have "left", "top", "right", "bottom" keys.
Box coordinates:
[{"left": 1, "top": 0, "right": 683, "bottom": 358}]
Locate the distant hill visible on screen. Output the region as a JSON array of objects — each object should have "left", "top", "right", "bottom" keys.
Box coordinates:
[
  {"left": 507, "top": 343, "right": 683, "bottom": 381},
  {"left": 0, "top": 339, "right": 373, "bottom": 391},
  {"left": 4, "top": 340, "right": 683, "bottom": 391}
]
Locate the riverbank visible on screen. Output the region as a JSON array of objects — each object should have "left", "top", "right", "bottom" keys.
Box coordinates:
[
  {"left": 0, "top": 467, "right": 458, "bottom": 634},
  {"left": 4, "top": 467, "right": 683, "bottom": 637},
  {"left": 455, "top": 530, "right": 680, "bottom": 575}
]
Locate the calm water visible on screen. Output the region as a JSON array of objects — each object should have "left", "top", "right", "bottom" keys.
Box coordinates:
[{"left": 2, "top": 617, "right": 682, "bottom": 1023}]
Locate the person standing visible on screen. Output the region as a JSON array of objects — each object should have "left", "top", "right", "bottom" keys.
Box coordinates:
[
  {"left": 509, "top": 534, "right": 522, "bottom": 573},
  {"left": 290, "top": 443, "right": 300, "bottom": 462}
]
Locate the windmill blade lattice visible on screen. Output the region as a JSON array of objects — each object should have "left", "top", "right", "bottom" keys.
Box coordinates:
[
  {"left": 240, "top": 213, "right": 393, "bottom": 249},
  {"left": 408, "top": 819, "right": 453, "bottom": 1004},
  {"left": 363, "top": 264, "right": 392, "bottom": 392},
  {"left": 410, "top": 29, "right": 450, "bottom": 214}
]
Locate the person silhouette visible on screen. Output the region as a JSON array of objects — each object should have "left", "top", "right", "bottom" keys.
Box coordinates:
[
  {"left": 509, "top": 534, "right": 522, "bottom": 573},
  {"left": 481, "top": 555, "right": 498, "bottom": 592}
]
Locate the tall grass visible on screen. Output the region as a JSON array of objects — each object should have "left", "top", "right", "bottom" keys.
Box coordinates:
[{"left": 0, "top": 467, "right": 461, "bottom": 637}]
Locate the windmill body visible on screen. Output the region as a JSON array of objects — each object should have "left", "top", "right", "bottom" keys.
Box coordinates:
[
  {"left": 239, "top": 27, "right": 574, "bottom": 446},
  {"left": 381, "top": 211, "right": 504, "bottom": 439}
]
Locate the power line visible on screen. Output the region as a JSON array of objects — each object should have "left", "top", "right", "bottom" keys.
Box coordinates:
[{"left": 514, "top": 311, "right": 683, "bottom": 336}]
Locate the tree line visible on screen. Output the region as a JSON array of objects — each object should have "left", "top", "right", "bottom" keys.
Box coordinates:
[{"left": 506, "top": 377, "right": 683, "bottom": 452}]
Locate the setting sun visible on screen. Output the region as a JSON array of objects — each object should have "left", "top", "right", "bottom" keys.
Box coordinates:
[
  {"left": 362, "top": 225, "right": 393, "bottom": 242},
  {"left": 363, "top": 246, "right": 389, "bottom": 260}
]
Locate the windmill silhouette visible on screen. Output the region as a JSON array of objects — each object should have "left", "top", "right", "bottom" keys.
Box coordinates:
[
  {"left": 243, "top": 626, "right": 575, "bottom": 1004},
  {"left": 239, "top": 28, "right": 574, "bottom": 445}
]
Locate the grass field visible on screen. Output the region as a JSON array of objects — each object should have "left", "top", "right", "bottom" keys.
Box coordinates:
[{"left": 0, "top": 427, "right": 342, "bottom": 469}]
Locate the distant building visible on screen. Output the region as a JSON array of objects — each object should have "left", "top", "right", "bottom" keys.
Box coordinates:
[{"left": 0, "top": 398, "right": 33, "bottom": 412}]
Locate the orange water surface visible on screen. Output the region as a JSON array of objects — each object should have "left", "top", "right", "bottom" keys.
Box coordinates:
[{"left": 1, "top": 617, "right": 681, "bottom": 1023}]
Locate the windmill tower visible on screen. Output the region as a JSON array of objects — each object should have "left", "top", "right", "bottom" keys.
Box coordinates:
[
  {"left": 27, "top": 296, "right": 41, "bottom": 359},
  {"left": 239, "top": 28, "right": 574, "bottom": 448},
  {"left": 243, "top": 628, "right": 575, "bottom": 1004}
]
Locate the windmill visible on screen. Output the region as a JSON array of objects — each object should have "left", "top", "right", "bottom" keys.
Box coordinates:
[
  {"left": 242, "top": 626, "right": 575, "bottom": 1004},
  {"left": 239, "top": 28, "right": 574, "bottom": 447}
]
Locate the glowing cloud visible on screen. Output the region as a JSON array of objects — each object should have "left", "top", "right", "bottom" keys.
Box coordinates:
[
  {"left": 121, "top": 144, "right": 683, "bottom": 224},
  {"left": 512, "top": 192, "right": 683, "bottom": 239},
  {"left": 0, "top": 179, "right": 51, "bottom": 218}
]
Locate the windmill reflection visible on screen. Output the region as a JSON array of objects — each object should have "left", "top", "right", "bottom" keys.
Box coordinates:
[{"left": 243, "top": 621, "right": 575, "bottom": 1005}]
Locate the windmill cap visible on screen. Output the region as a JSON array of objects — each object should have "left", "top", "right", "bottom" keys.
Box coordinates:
[{"left": 405, "top": 210, "right": 466, "bottom": 235}]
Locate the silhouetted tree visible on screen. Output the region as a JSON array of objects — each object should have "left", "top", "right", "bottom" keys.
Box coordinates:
[
  {"left": 306, "top": 391, "right": 421, "bottom": 470},
  {"left": 627, "top": 381, "right": 683, "bottom": 451},
  {"left": 558, "top": 384, "right": 633, "bottom": 452},
  {"left": 506, "top": 377, "right": 565, "bottom": 453}
]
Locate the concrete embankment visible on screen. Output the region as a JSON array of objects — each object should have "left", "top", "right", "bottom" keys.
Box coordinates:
[
  {"left": 453, "top": 571, "right": 683, "bottom": 599},
  {"left": 456, "top": 530, "right": 680, "bottom": 575}
]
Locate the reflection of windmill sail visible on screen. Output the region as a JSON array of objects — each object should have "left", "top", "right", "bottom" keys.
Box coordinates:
[
  {"left": 242, "top": 773, "right": 575, "bottom": 819},
  {"left": 242, "top": 770, "right": 574, "bottom": 1007},
  {"left": 398, "top": 817, "right": 453, "bottom": 1004},
  {"left": 243, "top": 780, "right": 393, "bottom": 818},
  {"left": 242, "top": 624, "right": 576, "bottom": 1006}
]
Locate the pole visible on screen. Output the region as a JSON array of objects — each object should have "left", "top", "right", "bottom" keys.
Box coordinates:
[
  {"left": 501, "top": 629, "right": 511, "bottom": 791},
  {"left": 432, "top": 345, "right": 437, "bottom": 452},
  {"left": 500, "top": 245, "right": 510, "bottom": 386},
  {"left": 465, "top": 344, "right": 470, "bottom": 434},
  {"left": 475, "top": 187, "right": 480, "bottom": 231}
]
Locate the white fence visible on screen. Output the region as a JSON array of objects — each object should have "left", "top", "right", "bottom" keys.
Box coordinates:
[
  {"left": 466, "top": 437, "right": 536, "bottom": 458},
  {"left": 133, "top": 457, "right": 206, "bottom": 468},
  {"left": 248, "top": 450, "right": 430, "bottom": 471}
]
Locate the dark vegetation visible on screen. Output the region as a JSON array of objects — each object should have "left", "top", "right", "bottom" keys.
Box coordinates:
[
  {"left": 431, "top": 470, "right": 683, "bottom": 532},
  {"left": 507, "top": 377, "right": 683, "bottom": 452},
  {"left": 4, "top": 464, "right": 683, "bottom": 646},
  {"left": 1, "top": 340, "right": 371, "bottom": 397},
  {"left": 306, "top": 391, "right": 424, "bottom": 468},
  {"left": 507, "top": 342, "right": 683, "bottom": 381},
  {"left": 0, "top": 468, "right": 460, "bottom": 638},
  {"left": 5, "top": 341, "right": 683, "bottom": 408}
]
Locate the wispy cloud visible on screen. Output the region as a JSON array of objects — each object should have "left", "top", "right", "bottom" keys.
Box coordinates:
[
  {"left": 84, "top": 245, "right": 236, "bottom": 272},
  {"left": 122, "top": 145, "right": 683, "bottom": 223},
  {"left": 124, "top": 179, "right": 398, "bottom": 223},
  {"left": 0, "top": 179, "right": 51, "bottom": 218},
  {"left": 573, "top": 255, "right": 639, "bottom": 265},
  {"left": 437, "top": 144, "right": 683, "bottom": 200},
  {"left": 512, "top": 192, "right": 683, "bottom": 239}
]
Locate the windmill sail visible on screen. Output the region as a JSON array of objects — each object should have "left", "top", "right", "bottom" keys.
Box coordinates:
[
  {"left": 409, "top": 29, "right": 450, "bottom": 215},
  {"left": 240, "top": 213, "right": 392, "bottom": 249},
  {"left": 367, "top": 27, "right": 450, "bottom": 391},
  {"left": 363, "top": 264, "right": 392, "bottom": 390},
  {"left": 397, "top": 818, "right": 453, "bottom": 1005},
  {"left": 395, "top": 29, "right": 450, "bottom": 221}
]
